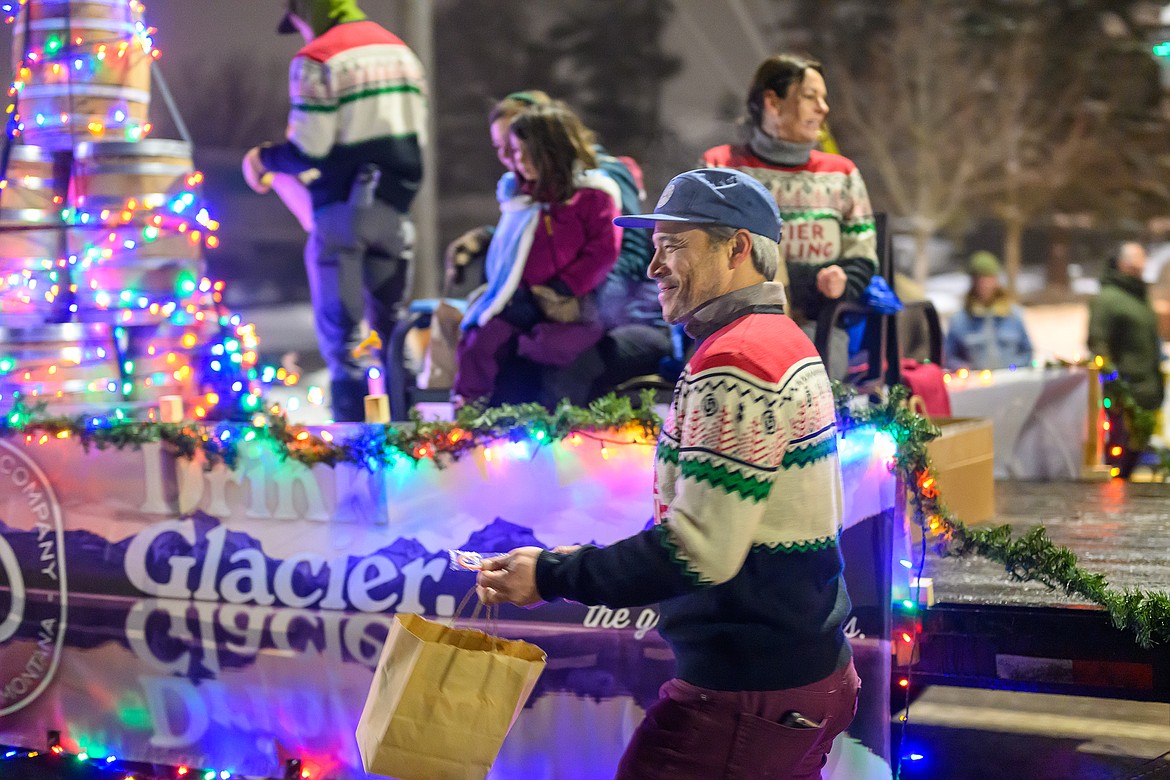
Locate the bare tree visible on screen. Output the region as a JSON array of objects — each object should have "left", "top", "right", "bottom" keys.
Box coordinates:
[
  {"left": 829, "top": 1, "right": 1005, "bottom": 284},
  {"left": 530, "top": 0, "right": 681, "bottom": 180},
  {"left": 797, "top": 0, "right": 1170, "bottom": 291},
  {"left": 962, "top": 20, "right": 1094, "bottom": 293}
]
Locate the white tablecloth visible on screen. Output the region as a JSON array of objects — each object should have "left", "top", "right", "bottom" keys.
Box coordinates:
[{"left": 946, "top": 366, "right": 1090, "bottom": 480}]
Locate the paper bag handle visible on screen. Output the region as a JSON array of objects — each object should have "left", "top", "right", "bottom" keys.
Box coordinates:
[{"left": 452, "top": 587, "right": 502, "bottom": 649}]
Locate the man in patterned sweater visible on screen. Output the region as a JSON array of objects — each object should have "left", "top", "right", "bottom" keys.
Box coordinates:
[
  {"left": 479, "top": 168, "right": 859, "bottom": 779},
  {"left": 242, "top": 0, "right": 428, "bottom": 421}
]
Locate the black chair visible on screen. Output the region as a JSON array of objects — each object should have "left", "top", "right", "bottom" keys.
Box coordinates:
[
  {"left": 386, "top": 299, "right": 455, "bottom": 420},
  {"left": 900, "top": 298, "right": 944, "bottom": 367},
  {"left": 813, "top": 213, "right": 899, "bottom": 388},
  {"left": 812, "top": 213, "right": 946, "bottom": 390}
]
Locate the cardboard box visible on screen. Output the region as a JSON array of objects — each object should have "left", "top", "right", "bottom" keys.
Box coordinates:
[{"left": 926, "top": 417, "right": 995, "bottom": 524}]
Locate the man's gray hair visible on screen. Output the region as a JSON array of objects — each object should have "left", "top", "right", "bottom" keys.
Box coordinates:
[{"left": 701, "top": 225, "right": 780, "bottom": 281}]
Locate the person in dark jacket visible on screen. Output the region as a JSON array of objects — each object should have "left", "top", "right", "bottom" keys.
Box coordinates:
[{"left": 1088, "top": 241, "right": 1166, "bottom": 478}]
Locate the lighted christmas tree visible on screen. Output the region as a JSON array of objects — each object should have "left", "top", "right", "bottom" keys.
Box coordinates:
[{"left": 0, "top": 0, "right": 270, "bottom": 421}]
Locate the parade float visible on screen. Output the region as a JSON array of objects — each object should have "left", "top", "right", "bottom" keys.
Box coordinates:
[
  {"left": 2, "top": 3, "right": 1167, "bottom": 780},
  {"left": 0, "top": 3, "right": 900, "bottom": 778}
]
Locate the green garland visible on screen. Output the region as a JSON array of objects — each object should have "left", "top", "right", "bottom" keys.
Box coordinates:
[
  {"left": 3, "top": 385, "right": 1168, "bottom": 647},
  {"left": 838, "top": 384, "right": 1170, "bottom": 648},
  {"left": 1051, "top": 357, "right": 1167, "bottom": 478},
  {"left": 1101, "top": 368, "right": 1163, "bottom": 472},
  {"left": 0, "top": 391, "right": 661, "bottom": 472}
]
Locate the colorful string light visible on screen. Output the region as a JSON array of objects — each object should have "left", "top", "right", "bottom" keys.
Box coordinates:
[
  {"left": 0, "top": 741, "right": 311, "bottom": 780},
  {"left": 0, "top": 0, "right": 275, "bottom": 422}
]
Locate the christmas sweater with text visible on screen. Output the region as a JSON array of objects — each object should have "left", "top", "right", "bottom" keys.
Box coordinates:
[{"left": 703, "top": 144, "right": 879, "bottom": 321}]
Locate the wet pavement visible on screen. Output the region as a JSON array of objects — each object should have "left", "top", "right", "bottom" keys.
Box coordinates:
[
  {"left": 925, "top": 479, "right": 1170, "bottom": 608},
  {"left": 896, "top": 685, "right": 1170, "bottom": 779},
  {"left": 900, "top": 478, "right": 1170, "bottom": 779}
]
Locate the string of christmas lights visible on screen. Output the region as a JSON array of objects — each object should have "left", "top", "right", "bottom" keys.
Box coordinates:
[
  {"left": 0, "top": 390, "right": 660, "bottom": 471},
  {"left": 835, "top": 383, "right": 1170, "bottom": 649},
  {"left": 4, "top": 0, "right": 156, "bottom": 141},
  {"left": 1, "top": 737, "right": 311, "bottom": 780},
  {"left": 0, "top": 0, "right": 286, "bottom": 421},
  {"left": 3, "top": 374, "right": 1168, "bottom": 649}
]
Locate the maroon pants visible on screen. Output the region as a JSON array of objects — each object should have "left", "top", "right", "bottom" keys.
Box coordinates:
[{"left": 614, "top": 661, "right": 860, "bottom": 780}]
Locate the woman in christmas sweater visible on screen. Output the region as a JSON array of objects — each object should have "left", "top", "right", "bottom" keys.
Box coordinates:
[
  {"left": 703, "top": 53, "right": 878, "bottom": 379},
  {"left": 453, "top": 104, "right": 621, "bottom": 404}
]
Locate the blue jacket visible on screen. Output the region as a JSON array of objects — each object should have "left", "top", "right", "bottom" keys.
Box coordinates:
[{"left": 944, "top": 300, "right": 1032, "bottom": 371}]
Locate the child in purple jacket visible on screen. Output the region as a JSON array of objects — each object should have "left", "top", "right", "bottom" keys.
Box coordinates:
[{"left": 453, "top": 104, "right": 621, "bottom": 405}]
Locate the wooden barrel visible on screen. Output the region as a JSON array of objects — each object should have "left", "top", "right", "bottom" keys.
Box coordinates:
[
  {"left": 114, "top": 318, "right": 215, "bottom": 407},
  {"left": 71, "top": 255, "right": 206, "bottom": 324},
  {"left": 0, "top": 322, "right": 123, "bottom": 412},
  {"left": 13, "top": 0, "right": 152, "bottom": 150},
  {"left": 69, "top": 139, "right": 205, "bottom": 322},
  {"left": 70, "top": 139, "right": 195, "bottom": 213},
  {"left": 0, "top": 145, "right": 66, "bottom": 211},
  {"left": 0, "top": 147, "right": 70, "bottom": 326}
]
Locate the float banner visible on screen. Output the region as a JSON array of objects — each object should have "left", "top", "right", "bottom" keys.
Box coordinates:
[
  {"left": 0, "top": 432, "right": 895, "bottom": 776},
  {"left": 0, "top": 431, "right": 894, "bottom": 620}
]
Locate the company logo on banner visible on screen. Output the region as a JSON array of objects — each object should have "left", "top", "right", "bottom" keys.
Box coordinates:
[{"left": 0, "top": 441, "right": 67, "bottom": 715}]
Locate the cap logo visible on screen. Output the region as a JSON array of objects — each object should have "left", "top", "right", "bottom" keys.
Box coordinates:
[{"left": 656, "top": 182, "right": 675, "bottom": 210}]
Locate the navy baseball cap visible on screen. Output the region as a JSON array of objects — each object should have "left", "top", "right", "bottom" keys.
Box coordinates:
[{"left": 614, "top": 168, "right": 782, "bottom": 242}]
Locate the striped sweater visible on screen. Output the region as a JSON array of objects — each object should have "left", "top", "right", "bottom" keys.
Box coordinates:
[
  {"left": 702, "top": 144, "right": 878, "bottom": 323},
  {"left": 259, "top": 20, "right": 428, "bottom": 212},
  {"left": 536, "top": 283, "right": 852, "bottom": 690}
]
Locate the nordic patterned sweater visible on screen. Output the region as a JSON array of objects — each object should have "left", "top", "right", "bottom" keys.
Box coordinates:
[
  {"left": 702, "top": 144, "right": 878, "bottom": 324},
  {"left": 259, "top": 21, "right": 428, "bottom": 213},
  {"left": 536, "top": 282, "right": 852, "bottom": 691}
]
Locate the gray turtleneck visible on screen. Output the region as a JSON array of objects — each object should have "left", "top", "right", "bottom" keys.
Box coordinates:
[{"left": 747, "top": 127, "right": 816, "bottom": 168}]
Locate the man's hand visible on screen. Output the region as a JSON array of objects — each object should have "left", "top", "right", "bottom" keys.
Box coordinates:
[
  {"left": 476, "top": 546, "right": 544, "bottom": 607},
  {"left": 816, "top": 265, "right": 847, "bottom": 299},
  {"left": 242, "top": 146, "right": 271, "bottom": 194}
]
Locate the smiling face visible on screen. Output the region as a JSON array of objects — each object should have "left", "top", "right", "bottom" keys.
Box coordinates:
[
  {"left": 508, "top": 130, "right": 538, "bottom": 182},
  {"left": 647, "top": 223, "right": 734, "bottom": 323},
  {"left": 490, "top": 117, "right": 513, "bottom": 172},
  {"left": 762, "top": 67, "right": 829, "bottom": 144}
]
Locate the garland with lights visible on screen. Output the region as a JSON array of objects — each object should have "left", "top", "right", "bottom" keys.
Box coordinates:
[
  {"left": 1101, "top": 365, "right": 1162, "bottom": 465},
  {"left": 1, "top": 384, "right": 1167, "bottom": 647},
  {"left": 0, "top": 390, "right": 661, "bottom": 472},
  {"left": 838, "top": 383, "right": 1170, "bottom": 649}
]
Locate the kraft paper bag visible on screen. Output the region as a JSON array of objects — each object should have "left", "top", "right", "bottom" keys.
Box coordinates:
[{"left": 355, "top": 612, "right": 547, "bottom": 780}]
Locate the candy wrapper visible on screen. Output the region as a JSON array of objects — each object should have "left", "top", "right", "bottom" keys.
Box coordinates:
[{"left": 448, "top": 549, "right": 506, "bottom": 572}]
